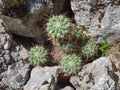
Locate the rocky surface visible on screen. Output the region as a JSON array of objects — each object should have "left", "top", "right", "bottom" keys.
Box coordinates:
[
  {"left": 70, "top": 57, "right": 120, "bottom": 90},
  {"left": 0, "top": 19, "right": 13, "bottom": 72},
  {"left": 0, "top": 0, "right": 120, "bottom": 90},
  {"left": 2, "top": 61, "right": 30, "bottom": 90},
  {"left": 24, "top": 66, "right": 60, "bottom": 90},
  {"left": 71, "top": 0, "right": 120, "bottom": 43},
  {"left": 101, "top": 4, "right": 120, "bottom": 43},
  {"left": 0, "top": 19, "right": 30, "bottom": 89}
]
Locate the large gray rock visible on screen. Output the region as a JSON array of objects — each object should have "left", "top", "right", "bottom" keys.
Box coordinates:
[
  {"left": 0, "top": 0, "right": 48, "bottom": 38},
  {"left": 101, "top": 4, "right": 120, "bottom": 43},
  {"left": 24, "top": 66, "right": 60, "bottom": 90},
  {"left": 71, "top": 0, "right": 120, "bottom": 43},
  {"left": 2, "top": 61, "right": 30, "bottom": 90},
  {"left": 70, "top": 57, "right": 119, "bottom": 90},
  {"left": 0, "top": 0, "right": 67, "bottom": 39},
  {"left": 71, "top": 0, "right": 101, "bottom": 37}
]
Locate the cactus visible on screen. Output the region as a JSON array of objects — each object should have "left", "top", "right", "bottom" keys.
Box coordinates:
[
  {"left": 75, "top": 25, "right": 81, "bottom": 38},
  {"left": 61, "top": 43, "right": 74, "bottom": 53},
  {"left": 47, "top": 15, "right": 70, "bottom": 39},
  {"left": 28, "top": 46, "right": 48, "bottom": 66},
  {"left": 60, "top": 54, "right": 81, "bottom": 74},
  {"left": 82, "top": 39, "right": 98, "bottom": 58}
]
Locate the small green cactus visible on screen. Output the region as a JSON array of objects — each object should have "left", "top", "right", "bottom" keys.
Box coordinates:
[
  {"left": 60, "top": 54, "right": 81, "bottom": 74},
  {"left": 28, "top": 46, "right": 48, "bottom": 66},
  {"left": 61, "top": 43, "right": 74, "bottom": 53},
  {"left": 47, "top": 15, "right": 70, "bottom": 39},
  {"left": 82, "top": 39, "right": 98, "bottom": 58},
  {"left": 75, "top": 25, "right": 81, "bottom": 38}
]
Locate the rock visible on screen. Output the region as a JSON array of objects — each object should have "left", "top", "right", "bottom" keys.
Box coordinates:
[
  {"left": 2, "top": 61, "right": 30, "bottom": 90},
  {"left": 0, "top": 0, "right": 3, "bottom": 14},
  {"left": 4, "top": 40, "right": 11, "bottom": 50},
  {"left": 101, "top": 4, "right": 120, "bottom": 43},
  {"left": 42, "top": 0, "right": 67, "bottom": 13},
  {"left": 24, "top": 66, "right": 60, "bottom": 90},
  {"left": 108, "top": 42, "right": 120, "bottom": 70},
  {"left": 18, "top": 46, "right": 28, "bottom": 60},
  {"left": 10, "top": 45, "right": 28, "bottom": 61},
  {"left": 0, "top": 0, "right": 68, "bottom": 38},
  {"left": 29, "top": 0, "right": 49, "bottom": 14},
  {"left": 10, "top": 46, "right": 19, "bottom": 62},
  {"left": 0, "top": 0, "right": 48, "bottom": 38},
  {"left": 61, "top": 86, "right": 74, "bottom": 90},
  {"left": 70, "top": 57, "right": 119, "bottom": 90},
  {"left": 71, "top": 0, "right": 120, "bottom": 43},
  {"left": 39, "top": 84, "right": 50, "bottom": 90},
  {"left": 0, "top": 19, "right": 13, "bottom": 71},
  {"left": 71, "top": 0, "right": 101, "bottom": 37}
]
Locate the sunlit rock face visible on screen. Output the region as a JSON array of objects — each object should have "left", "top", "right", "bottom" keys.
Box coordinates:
[{"left": 71, "top": 0, "right": 120, "bottom": 43}]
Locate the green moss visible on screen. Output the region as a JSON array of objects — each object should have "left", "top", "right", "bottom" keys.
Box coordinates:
[{"left": 99, "top": 38, "right": 111, "bottom": 56}]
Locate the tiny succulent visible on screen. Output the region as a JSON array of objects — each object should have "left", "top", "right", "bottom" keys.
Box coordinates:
[
  {"left": 60, "top": 54, "right": 81, "bottom": 74},
  {"left": 82, "top": 39, "right": 98, "bottom": 58},
  {"left": 61, "top": 43, "right": 74, "bottom": 53},
  {"left": 28, "top": 46, "right": 48, "bottom": 66},
  {"left": 47, "top": 15, "right": 70, "bottom": 39},
  {"left": 75, "top": 25, "right": 81, "bottom": 38}
]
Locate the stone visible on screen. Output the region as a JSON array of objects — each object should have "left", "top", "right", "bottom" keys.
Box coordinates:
[
  {"left": 3, "top": 40, "right": 11, "bottom": 50},
  {"left": 70, "top": 57, "right": 119, "bottom": 90},
  {"left": 101, "top": 4, "right": 120, "bottom": 43},
  {"left": 10, "top": 49, "right": 19, "bottom": 62},
  {"left": 0, "top": 0, "right": 68, "bottom": 39},
  {"left": 42, "top": 0, "right": 67, "bottom": 13},
  {"left": 24, "top": 66, "right": 60, "bottom": 90},
  {"left": 39, "top": 84, "right": 50, "bottom": 90},
  {"left": 2, "top": 61, "right": 30, "bottom": 90},
  {"left": 71, "top": 0, "right": 101, "bottom": 37},
  {"left": 61, "top": 86, "right": 74, "bottom": 90},
  {"left": 19, "top": 46, "right": 28, "bottom": 60},
  {"left": 71, "top": 0, "right": 120, "bottom": 43}
]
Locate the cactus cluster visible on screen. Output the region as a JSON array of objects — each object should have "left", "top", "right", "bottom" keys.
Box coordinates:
[
  {"left": 28, "top": 46, "right": 48, "bottom": 66},
  {"left": 60, "top": 54, "right": 81, "bottom": 74},
  {"left": 27, "top": 15, "right": 100, "bottom": 75},
  {"left": 47, "top": 15, "right": 70, "bottom": 39},
  {"left": 82, "top": 40, "right": 98, "bottom": 58}
]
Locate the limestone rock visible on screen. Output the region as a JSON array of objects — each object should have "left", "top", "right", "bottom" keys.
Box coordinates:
[
  {"left": 71, "top": 0, "right": 120, "bottom": 43},
  {"left": 101, "top": 4, "right": 120, "bottom": 43},
  {"left": 2, "top": 61, "right": 30, "bottom": 90},
  {"left": 60, "top": 86, "right": 74, "bottom": 90},
  {"left": 24, "top": 66, "right": 60, "bottom": 90},
  {"left": 70, "top": 57, "right": 119, "bottom": 90}
]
